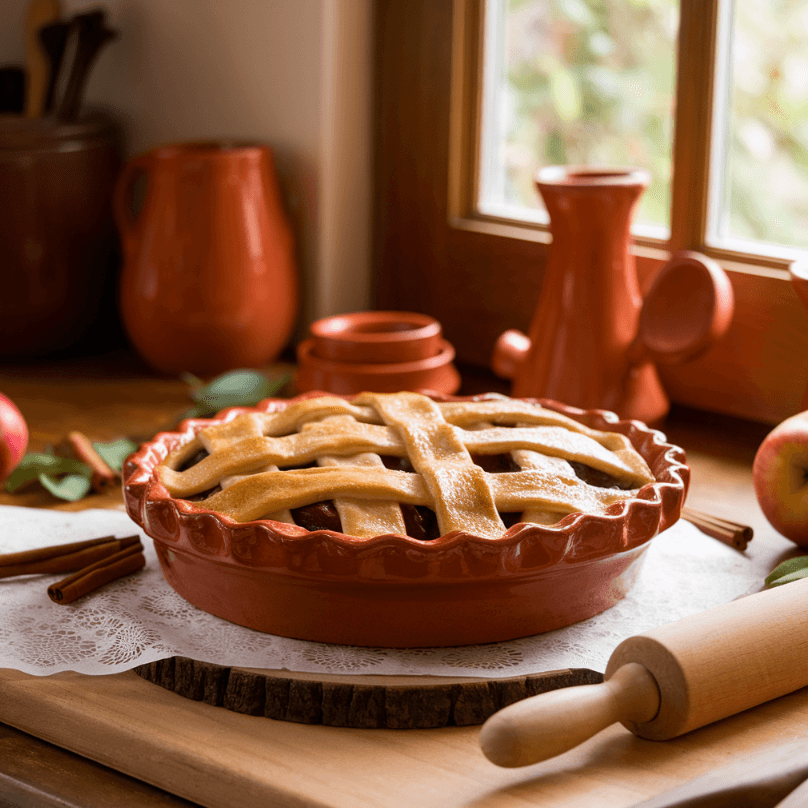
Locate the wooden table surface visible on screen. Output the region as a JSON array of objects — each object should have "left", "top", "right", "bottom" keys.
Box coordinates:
[{"left": 1, "top": 352, "right": 805, "bottom": 808}]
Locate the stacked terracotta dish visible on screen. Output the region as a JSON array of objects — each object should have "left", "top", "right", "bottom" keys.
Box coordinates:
[{"left": 295, "top": 311, "right": 461, "bottom": 395}]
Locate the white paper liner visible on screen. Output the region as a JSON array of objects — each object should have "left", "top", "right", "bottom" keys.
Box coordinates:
[{"left": 0, "top": 505, "right": 787, "bottom": 677}]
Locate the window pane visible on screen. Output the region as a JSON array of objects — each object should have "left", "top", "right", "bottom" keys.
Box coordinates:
[
  {"left": 479, "top": 0, "right": 679, "bottom": 233},
  {"left": 710, "top": 0, "right": 808, "bottom": 254}
]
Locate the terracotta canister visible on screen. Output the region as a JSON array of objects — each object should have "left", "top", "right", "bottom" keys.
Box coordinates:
[
  {"left": 115, "top": 142, "right": 299, "bottom": 376},
  {"left": 0, "top": 112, "right": 122, "bottom": 356}
]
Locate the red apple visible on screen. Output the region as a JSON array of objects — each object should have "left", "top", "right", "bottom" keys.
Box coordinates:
[
  {"left": 753, "top": 410, "right": 808, "bottom": 547},
  {"left": 0, "top": 392, "right": 28, "bottom": 482}
]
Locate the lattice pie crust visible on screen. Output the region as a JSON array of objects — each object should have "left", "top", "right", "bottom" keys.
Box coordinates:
[{"left": 157, "top": 392, "right": 655, "bottom": 541}]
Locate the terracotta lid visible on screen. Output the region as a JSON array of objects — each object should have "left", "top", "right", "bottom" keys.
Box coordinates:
[{"left": 309, "top": 311, "right": 443, "bottom": 364}]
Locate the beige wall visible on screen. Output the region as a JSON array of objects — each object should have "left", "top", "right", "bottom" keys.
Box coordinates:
[{"left": 1, "top": 0, "right": 373, "bottom": 334}]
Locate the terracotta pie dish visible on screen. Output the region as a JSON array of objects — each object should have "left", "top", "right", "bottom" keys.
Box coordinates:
[{"left": 123, "top": 391, "right": 689, "bottom": 648}]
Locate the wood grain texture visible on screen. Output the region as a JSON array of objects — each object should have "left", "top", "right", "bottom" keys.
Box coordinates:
[
  {"left": 480, "top": 663, "right": 660, "bottom": 768},
  {"left": 481, "top": 579, "right": 808, "bottom": 767},
  {"left": 668, "top": 0, "right": 720, "bottom": 252},
  {"left": 132, "top": 659, "right": 602, "bottom": 729},
  {"left": 0, "top": 723, "right": 199, "bottom": 808},
  {"left": 607, "top": 577, "right": 808, "bottom": 741},
  {"left": 2, "top": 668, "right": 808, "bottom": 808}
]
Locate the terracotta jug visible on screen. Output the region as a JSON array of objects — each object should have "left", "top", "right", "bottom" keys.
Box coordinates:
[
  {"left": 115, "top": 142, "right": 299, "bottom": 376},
  {"left": 492, "top": 167, "right": 734, "bottom": 425}
]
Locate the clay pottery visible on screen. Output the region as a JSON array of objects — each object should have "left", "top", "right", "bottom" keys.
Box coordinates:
[
  {"left": 492, "top": 166, "right": 734, "bottom": 424},
  {"left": 115, "top": 142, "right": 299, "bottom": 376},
  {"left": 296, "top": 337, "right": 460, "bottom": 395},
  {"left": 123, "top": 393, "right": 688, "bottom": 647},
  {"left": 0, "top": 112, "right": 122, "bottom": 356},
  {"left": 309, "top": 311, "right": 442, "bottom": 364}
]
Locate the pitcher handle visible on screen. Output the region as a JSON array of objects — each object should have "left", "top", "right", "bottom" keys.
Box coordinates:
[{"left": 113, "top": 155, "right": 154, "bottom": 258}]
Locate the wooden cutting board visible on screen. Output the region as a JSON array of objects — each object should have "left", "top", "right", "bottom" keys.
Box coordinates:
[
  {"left": 2, "top": 665, "right": 808, "bottom": 808},
  {"left": 133, "top": 657, "right": 602, "bottom": 728}
]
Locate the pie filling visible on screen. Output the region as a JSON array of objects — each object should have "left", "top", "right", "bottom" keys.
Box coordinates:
[
  {"left": 158, "top": 391, "right": 655, "bottom": 542},
  {"left": 177, "top": 450, "right": 630, "bottom": 540}
]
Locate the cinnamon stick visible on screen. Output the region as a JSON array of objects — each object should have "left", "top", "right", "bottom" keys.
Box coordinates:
[
  {"left": 60, "top": 431, "right": 117, "bottom": 493},
  {"left": 47, "top": 542, "right": 145, "bottom": 604},
  {"left": 0, "top": 535, "right": 140, "bottom": 578},
  {"left": 682, "top": 506, "right": 754, "bottom": 551}
]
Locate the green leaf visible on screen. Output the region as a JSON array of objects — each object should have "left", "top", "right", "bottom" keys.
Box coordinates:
[
  {"left": 766, "top": 556, "right": 808, "bottom": 587},
  {"left": 183, "top": 369, "right": 291, "bottom": 416},
  {"left": 93, "top": 438, "right": 140, "bottom": 472},
  {"left": 5, "top": 453, "right": 92, "bottom": 493},
  {"left": 38, "top": 472, "right": 93, "bottom": 502}
]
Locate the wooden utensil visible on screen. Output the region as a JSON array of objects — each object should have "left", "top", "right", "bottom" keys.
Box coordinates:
[
  {"left": 480, "top": 577, "right": 808, "bottom": 768},
  {"left": 23, "top": 0, "right": 61, "bottom": 117},
  {"left": 55, "top": 10, "right": 117, "bottom": 121},
  {"left": 37, "top": 20, "right": 69, "bottom": 114}
]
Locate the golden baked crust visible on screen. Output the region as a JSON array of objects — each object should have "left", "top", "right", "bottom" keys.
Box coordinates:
[{"left": 157, "top": 391, "right": 654, "bottom": 540}]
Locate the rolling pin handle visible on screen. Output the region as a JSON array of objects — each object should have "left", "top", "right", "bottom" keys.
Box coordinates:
[{"left": 479, "top": 663, "right": 661, "bottom": 768}]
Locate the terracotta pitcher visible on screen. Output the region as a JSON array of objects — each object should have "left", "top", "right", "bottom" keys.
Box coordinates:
[
  {"left": 115, "top": 142, "right": 299, "bottom": 376},
  {"left": 492, "top": 166, "right": 734, "bottom": 425}
]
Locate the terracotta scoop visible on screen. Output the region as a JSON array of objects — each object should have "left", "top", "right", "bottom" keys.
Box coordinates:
[{"left": 632, "top": 250, "right": 735, "bottom": 366}]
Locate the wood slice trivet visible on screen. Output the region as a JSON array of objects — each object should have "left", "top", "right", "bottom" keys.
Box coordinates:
[{"left": 133, "top": 657, "right": 602, "bottom": 729}]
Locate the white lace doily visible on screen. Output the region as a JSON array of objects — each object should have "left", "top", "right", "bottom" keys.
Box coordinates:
[{"left": 0, "top": 505, "right": 785, "bottom": 677}]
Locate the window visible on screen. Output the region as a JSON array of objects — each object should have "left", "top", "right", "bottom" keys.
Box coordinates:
[
  {"left": 709, "top": 0, "right": 808, "bottom": 257},
  {"left": 479, "top": 0, "right": 678, "bottom": 238},
  {"left": 374, "top": 0, "right": 808, "bottom": 425},
  {"left": 477, "top": 0, "right": 808, "bottom": 260}
]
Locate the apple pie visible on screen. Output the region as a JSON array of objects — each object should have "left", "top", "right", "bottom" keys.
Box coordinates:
[{"left": 124, "top": 391, "right": 688, "bottom": 646}]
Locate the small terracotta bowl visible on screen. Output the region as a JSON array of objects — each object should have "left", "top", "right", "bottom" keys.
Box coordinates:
[
  {"left": 295, "top": 337, "right": 461, "bottom": 395},
  {"left": 309, "top": 311, "right": 442, "bottom": 364},
  {"left": 123, "top": 393, "right": 689, "bottom": 648}
]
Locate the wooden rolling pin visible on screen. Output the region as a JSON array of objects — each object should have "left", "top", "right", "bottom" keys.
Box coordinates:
[{"left": 480, "top": 577, "right": 808, "bottom": 768}]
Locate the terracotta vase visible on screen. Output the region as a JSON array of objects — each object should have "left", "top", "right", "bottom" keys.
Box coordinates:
[
  {"left": 492, "top": 166, "right": 734, "bottom": 425},
  {"left": 115, "top": 142, "right": 299, "bottom": 376}
]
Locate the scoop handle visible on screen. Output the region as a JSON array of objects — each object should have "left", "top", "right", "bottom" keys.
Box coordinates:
[{"left": 479, "top": 663, "right": 660, "bottom": 768}]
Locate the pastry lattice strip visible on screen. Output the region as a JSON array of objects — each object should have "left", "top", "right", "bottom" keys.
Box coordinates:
[
  {"left": 159, "top": 392, "right": 654, "bottom": 540},
  {"left": 196, "top": 464, "right": 641, "bottom": 538},
  {"left": 312, "top": 415, "right": 407, "bottom": 538},
  {"left": 161, "top": 408, "right": 652, "bottom": 498},
  {"left": 168, "top": 396, "right": 650, "bottom": 481}
]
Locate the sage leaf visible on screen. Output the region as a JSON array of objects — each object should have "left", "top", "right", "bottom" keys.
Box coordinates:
[
  {"left": 5, "top": 453, "right": 92, "bottom": 493},
  {"left": 184, "top": 369, "right": 291, "bottom": 416},
  {"left": 93, "top": 438, "right": 139, "bottom": 472},
  {"left": 765, "top": 556, "right": 808, "bottom": 588},
  {"left": 38, "top": 472, "right": 93, "bottom": 502}
]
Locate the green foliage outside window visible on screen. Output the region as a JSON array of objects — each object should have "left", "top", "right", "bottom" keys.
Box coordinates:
[{"left": 501, "top": 0, "right": 677, "bottom": 228}]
